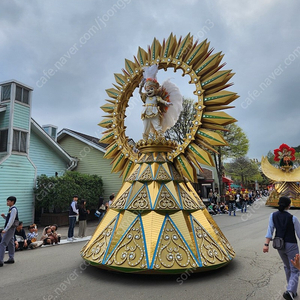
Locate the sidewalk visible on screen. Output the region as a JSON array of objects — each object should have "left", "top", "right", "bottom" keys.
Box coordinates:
[{"left": 36, "top": 219, "right": 99, "bottom": 245}]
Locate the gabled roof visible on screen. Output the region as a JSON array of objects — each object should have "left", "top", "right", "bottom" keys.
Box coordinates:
[
  {"left": 31, "top": 119, "right": 78, "bottom": 169},
  {"left": 57, "top": 128, "right": 108, "bottom": 153}
]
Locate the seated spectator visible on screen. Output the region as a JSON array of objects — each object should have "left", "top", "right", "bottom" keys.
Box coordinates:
[
  {"left": 207, "top": 204, "right": 216, "bottom": 215},
  {"left": 42, "top": 224, "right": 61, "bottom": 243},
  {"left": 219, "top": 202, "right": 228, "bottom": 214},
  {"left": 212, "top": 204, "right": 220, "bottom": 214},
  {"left": 14, "top": 222, "right": 28, "bottom": 250},
  {"left": 27, "top": 224, "right": 42, "bottom": 249},
  {"left": 41, "top": 227, "right": 58, "bottom": 245},
  {"left": 50, "top": 224, "right": 61, "bottom": 243},
  {"left": 97, "top": 197, "right": 106, "bottom": 223},
  {"left": 109, "top": 193, "right": 115, "bottom": 206}
]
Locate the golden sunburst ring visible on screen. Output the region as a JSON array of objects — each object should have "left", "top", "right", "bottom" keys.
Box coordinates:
[{"left": 100, "top": 33, "right": 238, "bottom": 182}]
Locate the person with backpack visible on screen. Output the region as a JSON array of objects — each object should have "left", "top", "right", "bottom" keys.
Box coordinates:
[
  {"left": 0, "top": 196, "right": 19, "bottom": 267},
  {"left": 263, "top": 197, "right": 300, "bottom": 300}
]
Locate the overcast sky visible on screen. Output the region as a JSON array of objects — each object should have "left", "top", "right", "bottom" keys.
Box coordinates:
[{"left": 1, "top": 0, "right": 300, "bottom": 159}]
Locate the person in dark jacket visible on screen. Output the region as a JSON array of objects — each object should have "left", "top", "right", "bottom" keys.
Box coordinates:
[
  {"left": 263, "top": 197, "right": 300, "bottom": 300},
  {"left": 0, "top": 196, "right": 18, "bottom": 267},
  {"left": 78, "top": 199, "right": 90, "bottom": 238},
  {"left": 14, "top": 222, "right": 28, "bottom": 250},
  {"left": 67, "top": 195, "right": 79, "bottom": 242}
]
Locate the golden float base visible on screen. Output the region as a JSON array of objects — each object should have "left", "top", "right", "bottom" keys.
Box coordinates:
[{"left": 81, "top": 142, "right": 235, "bottom": 274}]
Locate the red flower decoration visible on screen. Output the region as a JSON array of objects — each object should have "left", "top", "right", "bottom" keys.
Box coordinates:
[{"left": 274, "top": 143, "right": 295, "bottom": 162}]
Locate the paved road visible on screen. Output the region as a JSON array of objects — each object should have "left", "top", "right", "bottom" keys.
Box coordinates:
[{"left": 1, "top": 198, "right": 297, "bottom": 300}]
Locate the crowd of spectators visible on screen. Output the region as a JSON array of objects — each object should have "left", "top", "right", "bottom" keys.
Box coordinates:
[
  {"left": 200, "top": 189, "right": 269, "bottom": 216},
  {"left": 0, "top": 223, "right": 61, "bottom": 252}
]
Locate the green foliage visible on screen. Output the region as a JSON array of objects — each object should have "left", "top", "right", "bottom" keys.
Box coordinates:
[
  {"left": 34, "top": 171, "right": 104, "bottom": 213},
  {"left": 213, "top": 123, "right": 249, "bottom": 193},
  {"left": 266, "top": 150, "right": 275, "bottom": 164},
  {"left": 293, "top": 145, "right": 300, "bottom": 152},
  {"left": 225, "top": 156, "right": 260, "bottom": 186},
  {"left": 295, "top": 152, "right": 300, "bottom": 167},
  {"left": 217, "top": 123, "right": 249, "bottom": 159}
]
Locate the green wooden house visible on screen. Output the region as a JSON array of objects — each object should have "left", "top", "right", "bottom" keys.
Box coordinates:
[
  {"left": 0, "top": 80, "right": 77, "bottom": 225},
  {"left": 57, "top": 129, "right": 122, "bottom": 201}
]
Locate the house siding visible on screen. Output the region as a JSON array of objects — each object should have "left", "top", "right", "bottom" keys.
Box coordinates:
[
  {"left": 0, "top": 153, "right": 7, "bottom": 161},
  {"left": 13, "top": 103, "right": 30, "bottom": 130},
  {"left": 0, "top": 103, "right": 10, "bottom": 128},
  {"left": 59, "top": 136, "right": 122, "bottom": 201},
  {"left": 29, "top": 130, "right": 69, "bottom": 177},
  {"left": 0, "top": 154, "right": 35, "bottom": 226}
]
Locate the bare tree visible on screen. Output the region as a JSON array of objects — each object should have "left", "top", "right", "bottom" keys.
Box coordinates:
[{"left": 164, "top": 98, "right": 196, "bottom": 143}]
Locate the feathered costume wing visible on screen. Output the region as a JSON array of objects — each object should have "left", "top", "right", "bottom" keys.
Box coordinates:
[{"left": 160, "top": 79, "right": 183, "bottom": 131}]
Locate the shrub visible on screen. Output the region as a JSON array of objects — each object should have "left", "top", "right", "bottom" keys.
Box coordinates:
[{"left": 34, "top": 171, "right": 104, "bottom": 213}]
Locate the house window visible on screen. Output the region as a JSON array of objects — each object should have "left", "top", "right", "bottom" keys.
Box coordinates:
[
  {"left": 12, "top": 130, "right": 27, "bottom": 153},
  {"left": 15, "top": 86, "right": 29, "bottom": 105},
  {"left": 1, "top": 84, "right": 11, "bottom": 101},
  {"left": 0, "top": 129, "right": 8, "bottom": 152}
]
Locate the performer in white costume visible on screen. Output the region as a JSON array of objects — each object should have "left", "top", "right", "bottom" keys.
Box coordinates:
[{"left": 139, "top": 65, "right": 183, "bottom": 140}]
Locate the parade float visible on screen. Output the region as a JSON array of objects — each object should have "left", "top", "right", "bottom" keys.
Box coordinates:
[
  {"left": 80, "top": 33, "right": 238, "bottom": 274},
  {"left": 262, "top": 143, "right": 300, "bottom": 207}
]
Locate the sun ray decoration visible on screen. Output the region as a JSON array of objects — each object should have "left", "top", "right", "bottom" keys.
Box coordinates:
[{"left": 82, "top": 33, "right": 237, "bottom": 274}]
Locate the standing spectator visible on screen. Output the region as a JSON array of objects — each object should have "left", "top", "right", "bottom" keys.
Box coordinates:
[
  {"left": 67, "top": 195, "right": 79, "bottom": 242},
  {"left": 241, "top": 191, "right": 248, "bottom": 213},
  {"left": 78, "top": 199, "right": 90, "bottom": 238},
  {"left": 228, "top": 192, "right": 236, "bottom": 216},
  {"left": 235, "top": 191, "right": 241, "bottom": 209},
  {"left": 208, "top": 189, "right": 213, "bottom": 204},
  {"left": 213, "top": 191, "right": 218, "bottom": 204},
  {"left": 0, "top": 196, "right": 18, "bottom": 267},
  {"left": 225, "top": 192, "right": 230, "bottom": 206},
  {"left": 263, "top": 197, "right": 300, "bottom": 300},
  {"left": 215, "top": 191, "right": 220, "bottom": 206},
  {"left": 14, "top": 222, "right": 28, "bottom": 251},
  {"left": 197, "top": 189, "right": 202, "bottom": 200}
]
